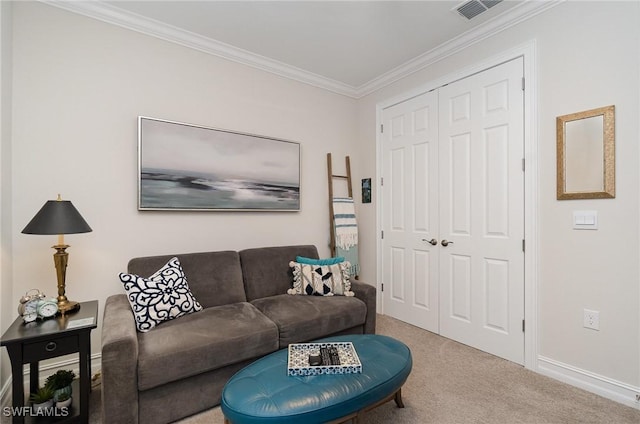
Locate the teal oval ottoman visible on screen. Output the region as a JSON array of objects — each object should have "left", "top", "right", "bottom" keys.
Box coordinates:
[{"left": 221, "top": 334, "right": 412, "bottom": 424}]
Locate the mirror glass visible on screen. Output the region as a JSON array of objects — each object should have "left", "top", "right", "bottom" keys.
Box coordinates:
[
  {"left": 556, "top": 105, "right": 615, "bottom": 200},
  {"left": 564, "top": 115, "right": 604, "bottom": 192}
]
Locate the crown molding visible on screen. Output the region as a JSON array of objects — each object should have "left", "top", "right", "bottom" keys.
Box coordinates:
[
  {"left": 42, "top": 0, "right": 562, "bottom": 99},
  {"left": 42, "top": 0, "right": 360, "bottom": 98},
  {"left": 355, "top": 0, "right": 563, "bottom": 98}
]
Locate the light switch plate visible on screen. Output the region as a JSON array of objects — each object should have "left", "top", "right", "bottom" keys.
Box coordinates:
[{"left": 573, "top": 210, "right": 598, "bottom": 230}]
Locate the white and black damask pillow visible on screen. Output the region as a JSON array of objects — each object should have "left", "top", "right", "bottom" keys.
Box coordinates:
[{"left": 119, "top": 257, "right": 203, "bottom": 332}]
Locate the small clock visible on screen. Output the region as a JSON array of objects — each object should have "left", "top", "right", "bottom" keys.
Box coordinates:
[
  {"left": 20, "top": 298, "right": 39, "bottom": 323},
  {"left": 18, "top": 289, "right": 58, "bottom": 323},
  {"left": 37, "top": 298, "right": 59, "bottom": 319}
]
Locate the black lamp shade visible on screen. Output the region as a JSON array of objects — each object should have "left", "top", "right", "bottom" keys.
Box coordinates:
[{"left": 22, "top": 200, "right": 92, "bottom": 235}]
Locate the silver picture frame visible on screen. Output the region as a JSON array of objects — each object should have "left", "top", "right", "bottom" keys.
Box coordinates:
[{"left": 138, "top": 116, "right": 301, "bottom": 211}]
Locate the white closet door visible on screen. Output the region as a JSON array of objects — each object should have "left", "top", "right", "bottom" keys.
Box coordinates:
[
  {"left": 381, "top": 57, "right": 525, "bottom": 364},
  {"left": 438, "top": 58, "right": 525, "bottom": 364},
  {"left": 381, "top": 91, "right": 440, "bottom": 333}
]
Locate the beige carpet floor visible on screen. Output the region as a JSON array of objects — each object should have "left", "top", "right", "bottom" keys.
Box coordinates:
[{"left": 87, "top": 314, "right": 640, "bottom": 423}]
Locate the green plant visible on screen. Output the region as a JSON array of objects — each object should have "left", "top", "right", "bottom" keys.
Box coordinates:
[
  {"left": 45, "top": 369, "right": 76, "bottom": 390},
  {"left": 55, "top": 391, "right": 70, "bottom": 402},
  {"left": 29, "top": 386, "right": 54, "bottom": 404}
]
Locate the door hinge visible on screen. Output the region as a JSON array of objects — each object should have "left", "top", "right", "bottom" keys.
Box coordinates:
[
  {"left": 522, "top": 319, "right": 525, "bottom": 332},
  {"left": 381, "top": 177, "right": 384, "bottom": 186},
  {"left": 522, "top": 158, "right": 525, "bottom": 172},
  {"left": 381, "top": 230, "right": 384, "bottom": 239},
  {"left": 522, "top": 239, "right": 525, "bottom": 252},
  {"left": 380, "top": 124, "right": 384, "bottom": 133},
  {"left": 381, "top": 283, "right": 384, "bottom": 292},
  {"left": 521, "top": 77, "right": 525, "bottom": 91}
]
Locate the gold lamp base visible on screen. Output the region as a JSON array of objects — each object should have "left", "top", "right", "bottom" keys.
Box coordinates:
[
  {"left": 57, "top": 299, "right": 80, "bottom": 315},
  {"left": 53, "top": 244, "right": 81, "bottom": 316}
]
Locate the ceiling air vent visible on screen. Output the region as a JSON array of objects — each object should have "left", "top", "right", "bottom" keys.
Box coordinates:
[{"left": 454, "top": 0, "right": 503, "bottom": 20}]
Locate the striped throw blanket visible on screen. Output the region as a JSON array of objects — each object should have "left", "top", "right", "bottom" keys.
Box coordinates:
[{"left": 333, "top": 197, "right": 359, "bottom": 277}]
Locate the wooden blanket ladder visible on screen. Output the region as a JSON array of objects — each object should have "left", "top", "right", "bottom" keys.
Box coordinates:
[{"left": 327, "top": 153, "right": 353, "bottom": 256}]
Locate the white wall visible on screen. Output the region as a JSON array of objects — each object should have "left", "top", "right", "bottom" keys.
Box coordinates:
[
  {"left": 4, "top": 0, "right": 639, "bottom": 409},
  {"left": 356, "top": 0, "right": 639, "bottom": 403},
  {"left": 0, "top": 0, "right": 14, "bottom": 395},
  {"left": 7, "top": 1, "right": 357, "bottom": 365}
]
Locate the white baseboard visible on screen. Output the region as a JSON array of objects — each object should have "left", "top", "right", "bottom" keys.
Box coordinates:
[
  {"left": 1, "top": 353, "right": 102, "bottom": 409},
  {"left": 538, "top": 355, "right": 640, "bottom": 409}
]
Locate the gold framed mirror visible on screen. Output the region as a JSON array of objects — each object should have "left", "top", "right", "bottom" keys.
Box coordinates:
[{"left": 556, "top": 105, "right": 615, "bottom": 200}]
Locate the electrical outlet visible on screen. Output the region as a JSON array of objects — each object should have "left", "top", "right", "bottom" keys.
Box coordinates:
[{"left": 583, "top": 309, "right": 600, "bottom": 330}]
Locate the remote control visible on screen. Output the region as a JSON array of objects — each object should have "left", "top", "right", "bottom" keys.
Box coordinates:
[
  {"left": 320, "top": 347, "right": 341, "bottom": 365},
  {"left": 320, "top": 347, "right": 332, "bottom": 365},
  {"left": 329, "top": 346, "right": 341, "bottom": 365}
]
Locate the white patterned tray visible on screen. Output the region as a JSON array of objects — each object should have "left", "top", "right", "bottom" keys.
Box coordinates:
[{"left": 287, "top": 341, "right": 362, "bottom": 376}]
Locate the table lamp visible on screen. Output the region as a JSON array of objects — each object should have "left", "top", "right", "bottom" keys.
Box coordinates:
[{"left": 22, "top": 195, "right": 92, "bottom": 314}]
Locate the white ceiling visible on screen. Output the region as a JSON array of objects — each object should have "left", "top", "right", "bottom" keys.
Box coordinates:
[{"left": 49, "top": 1, "right": 559, "bottom": 97}]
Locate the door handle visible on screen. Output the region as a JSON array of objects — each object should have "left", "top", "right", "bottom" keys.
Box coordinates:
[
  {"left": 441, "top": 240, "right": 454, "bottom": 247},
  {"left": 422, "top": 238, "right": 438, "bottom": 246}
]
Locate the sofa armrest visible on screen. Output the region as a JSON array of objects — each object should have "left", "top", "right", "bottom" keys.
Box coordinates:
[
  {"left": 101, "top": 294, "right": 139, "bottom": 424},
  {"left": 350, "top": 280, "right": 376, "bottom": 334}
]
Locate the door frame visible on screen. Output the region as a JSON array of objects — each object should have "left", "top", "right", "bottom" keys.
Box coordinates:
[{"left": 375, "top": 40, "right": 539, "bottom": 371}]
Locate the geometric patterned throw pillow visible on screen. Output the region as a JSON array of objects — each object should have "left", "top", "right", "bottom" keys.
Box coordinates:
[
  {"left": 287, "top": 261, "right": 354, "bottom": 297},
  {"left": 119, "top": 257, "right": 203, "bottom": 332}
]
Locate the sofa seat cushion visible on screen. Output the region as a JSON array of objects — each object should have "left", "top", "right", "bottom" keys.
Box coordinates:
[
  {"left": 250, "top": 294, "right": 366, "bottom": 348},
  {"left": 137, "top": 302, "right": 278, "bottom": 391}
]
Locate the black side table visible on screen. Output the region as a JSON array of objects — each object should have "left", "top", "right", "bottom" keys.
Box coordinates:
[{"left": 1, "top": 300, "right": 98, "bottom": 423}]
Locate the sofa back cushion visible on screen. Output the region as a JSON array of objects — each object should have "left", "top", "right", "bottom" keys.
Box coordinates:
[
  {"left": 128, "top": 251, "right": 246, "bottom": 308},
  {"left": 240, "top": 245, "right": 319, "bottom": 301}
]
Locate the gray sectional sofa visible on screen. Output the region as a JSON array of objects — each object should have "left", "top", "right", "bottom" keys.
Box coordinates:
[{"left": 101, "top": 245, "right": 376, "bottom": 424}]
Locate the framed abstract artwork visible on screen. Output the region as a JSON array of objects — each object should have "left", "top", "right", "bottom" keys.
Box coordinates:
[{"left": 138, "top": 117, "right": 300, "bottom": 211}]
